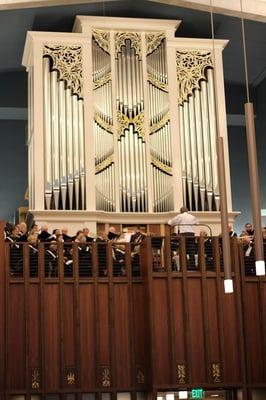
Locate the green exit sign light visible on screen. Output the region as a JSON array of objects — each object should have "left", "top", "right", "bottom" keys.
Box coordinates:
[{"left": 191, "top": 389, "right": 204, "bottom": 399}]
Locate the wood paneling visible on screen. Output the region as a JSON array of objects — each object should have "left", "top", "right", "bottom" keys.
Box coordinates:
[
  {"left": 206, "top": 279, "right": 220, "bottom": 363},
  {"left": 8, "top": 284, "right": 26, "bottom": 389},
  {"left": 79, "top": 283, "right": 96, "bottom": 388},
  {"left": 172, "top": 279, "right": 186, "bottom": 362},
  {"left": 1, "top": 234, "right": 266, "bottom": 397},
  {"left": 187, "top": 279, "right": 206, "bottom": 384},
  {"left": 113, "top": 284, "right": 131, "bottom": 388},
  {"left": 244, "top": 282, "right": 264, "bottom": 383},
  {"left": 44, "top": 284, "right": 60, "bottom": 390},
  {"left": 98, "top": 283, "right": 110, "bottom": 365},
  {"left": 28, "top": 284, "right": 41, "bottom": 368},
  {"left": 222, "top": 285, "right": 241, "bottom": 383},
  {"left": 63, "top": 284, "right": 75, "bottom": 367},
  {"left": 152, "top": 279, "right": 171, "bottom": 384}
]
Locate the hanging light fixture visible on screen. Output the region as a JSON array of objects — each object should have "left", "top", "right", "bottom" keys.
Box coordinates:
[
  {"left": 209, "top": 0, "right": 233, "bottom": 293},
  {"left": 240, "top": 0, "right": 265, "bottom": 276}
]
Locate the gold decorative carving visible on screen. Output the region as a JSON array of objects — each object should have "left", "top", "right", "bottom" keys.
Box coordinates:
[
  {"left": 176, "top": 50, "right": 213, "bottom": 104},
  {"left": 211, "top": 362, "right": 221, "bottom": 383},
  {"left": 150, "top": 111, "right": 170, "bottom": 134},
  {"left": 43, "top": 45, "right": 83, "bottom": 97},
  {"left": 117, "top": 110, "right": 145, "bottom": 139},
  {"left": 151, "top": 155, "right": 172, "bottom": 175},
  {"left": 95, "top": 155, "right": 114, "bottom": 173},
  {"left": 92, "top": 29, "right": 110, "bottom": 54},
  {"left": 115, "top": 32, "right": 141, "bottom": 58},
  {"left": 94, "top": 111, "right": 113, "bottom": 133},
  {"left": 136, "top": 368, "right": 145, "bottom": 384},
  {"left": 147, "top": 72, "right": 168, "bottom": 91},
  {"left": 146, "top": 32, "right": 165, "bottom": 55},
  {"left": 66, "top": 371, "right": 75, "bottom": 385},
  {"left": 31, "top": 368, "right": 40, "bottom": 389},
  {"left": 177, "top": 363, "right": 186, "bottom": 384},
  {"left": 93, "top": 72, "right": 111, "bottom": 90},
  {"left": 102, "top": 367, "right": 111, "bottom": 387}
]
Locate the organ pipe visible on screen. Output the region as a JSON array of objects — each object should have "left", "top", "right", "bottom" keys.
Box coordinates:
[{"left": 42, "top": 56, "right": 85, "bottom": 210}]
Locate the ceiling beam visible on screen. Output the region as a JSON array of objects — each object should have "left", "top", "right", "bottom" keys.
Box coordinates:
[
  {"left": 0, "top": 0, "right": 116, "bottom": 11},
  {"left": 148, "top": 0, "right": 266, "bottom": 22}
]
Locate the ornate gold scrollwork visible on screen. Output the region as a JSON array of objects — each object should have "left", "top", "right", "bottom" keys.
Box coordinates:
[
  {"left": 151, "top": 155, "right": 172, "bottom": 175},
  {"left": 115, "top": 32, "right": 141, "bottom": 58},
  {"left": 94, "top": 112, "right": 113, "bottom": 134},
  {"left": 66, "top": 371, "right": 75, "bottom": 385},
  {"left": 31, "top": 368, "right": 41, "bottom": 389},
  {"left": 117, "top": 110, "right": 145, "bottom": 140},
  {"left": 136, "top": 368, "right": 145, "bottom": 384},
  {"left": 145, "top": 32, "right": 165, "bottom": 55},
  {"left": 177, "top": 363, "right": 186, "bottom": 384},
  {"left": 92, "top": 29, "right": 110, "bottom": 54},
  {"left": 93, "top": 72, "right": 111, "bottom": 90},
  {"left": 95, "top": 155, "right": 114, "bottom": 173},
  {"left": 147, "top": 72, "right": 168, "bottom": 91},
  {"left": 43, "top": 45, "right": 83, "bottom": 97},
  {"left": 101, "top": 366, "right": 111, "bottom": 387},
  {"left": 176, "top": 50, "right": 213, "bottom": 104},
  {"left": 150, "top": 111, "right": 170, "bottom": 134},
  {"left": 211, "top": 362, "right": 221, "bottom": 383}
]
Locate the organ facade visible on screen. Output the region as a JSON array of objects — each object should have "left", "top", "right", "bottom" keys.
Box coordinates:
[{"left": 22, "top": 16, "right": 238, "bottom": 234}]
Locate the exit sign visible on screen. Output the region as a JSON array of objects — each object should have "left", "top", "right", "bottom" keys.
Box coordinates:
[{"left": 191, "top": 389, "right": 204, "bottom": 399}]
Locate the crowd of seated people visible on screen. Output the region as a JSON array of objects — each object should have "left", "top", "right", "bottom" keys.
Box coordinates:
[{"left": 4, "top": 222, "right": 146, "bottom": 277}]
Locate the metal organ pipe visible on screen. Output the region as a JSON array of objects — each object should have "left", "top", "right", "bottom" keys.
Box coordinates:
[
  {"left": 50, "top": 69, "right": 60, "bottom": 210},
  {"left": 201, "top": 79, "right": 213, "bottom": 211},
  {"left": 43, "top": 57, "right": 52, "bottom": 209},
  {"left": 58, "top": 79, "right": 67, "bottom": 210},
  {"left": 207, "top": 68, "right": 220, "bottom": 211}
]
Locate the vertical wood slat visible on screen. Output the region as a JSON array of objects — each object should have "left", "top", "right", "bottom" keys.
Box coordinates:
[
  {"left": 198, "top": 235, "right": 210, "bottom": 383},
  {"left": 232, "top": 238, "right": 247, "bottom": 386},
  {"left": 58, "top": 241, "right": 65, "bottom": 388},
  {"left": 164, "top": 235, "right": 176, "bottom": 383},
  {"left": 24, "top": 243, "right": 30, "bottom": 392},
  {"left": 180, "top": 235, "right": 191, "bottom": 382},
  {"left": 107, "top": 241, "right": 115, "bottom": 388},
  {"left": 73, "top": 242, "right": 81, "bottom": 389},
  {"left": 213, "top": 236, "right": 226, "bottom": 382},
  {"left": 39, "top": 242, "right": 45, "bottom": 392},
  {"left": 126, "top": 242, "right": 136, "bottom": 387}
]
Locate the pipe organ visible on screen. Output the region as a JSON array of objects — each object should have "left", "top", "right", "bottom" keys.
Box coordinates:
[
  {"left": 42, "top": 45, "right": 85, "bottom": 210},
  {"left": 23, "top": 17, "right": 234, "bottom": 232},
  {"left": 177, "top": 50, "right": 219, "bottom": 211}
]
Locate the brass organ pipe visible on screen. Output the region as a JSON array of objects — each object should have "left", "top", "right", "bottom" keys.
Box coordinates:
[
  {"left": 123, "top": 131, "right": 129, "bottom": 210},
  {"left": 121, "top": 137, "right": 127, "bottom": 211},
  {"left": 188, "top": 95, "right": 199, "bottom": 211},
  {"left": 72, "top": 94, "right": 80, "bottom": 209},
  {"left": 201, "top": 80, "right": 213, "bottom": 210},
  {"left": 183, "top": 101, "right": 193, "bottom": 210},
  {"left": 194, "top": 89, "right": 206, "bottom": 211},
  {"left": 138, "top": 137, "right": 144, "bottom": 211},
  {"left": 43, "top": 58, "right": 52, "bottom": 209},
  {"left": 66, "top": 87, "right": 74, "bottom": 209},
  {"left": 131, "top": 48, "right": 137, "bottom": 117},
  {"left": 207, "top": 68, "right": 220, "bottom": 211},
  {"left": 58, "top": 79, "right": 67, "bottom": 210},
  {"left": 142, "top": 140, "right": 147, "bottom": 211},
  {"left": 51, "top": 70, "right": 60, "bottom": 209},
  {"left": 179, "top": 105, "right": 187, "bottom": 207},
  {"left": 129, "top": 125, "right": 136, "bottom": 211},
  {"left": 134, "top": 132, "right": 141, "bottom": 211},
  {"left": 135, "top": 55, "right": 141, "bottom": 113},
  {"left": 122, "top": 45, "right": 128, "bottom": 116},
  {"left": 127, "top": 41, "right": 133, "bottom": 117},
  {"left": 78, "top": 99, "right": 85, "bottom": 210}
]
